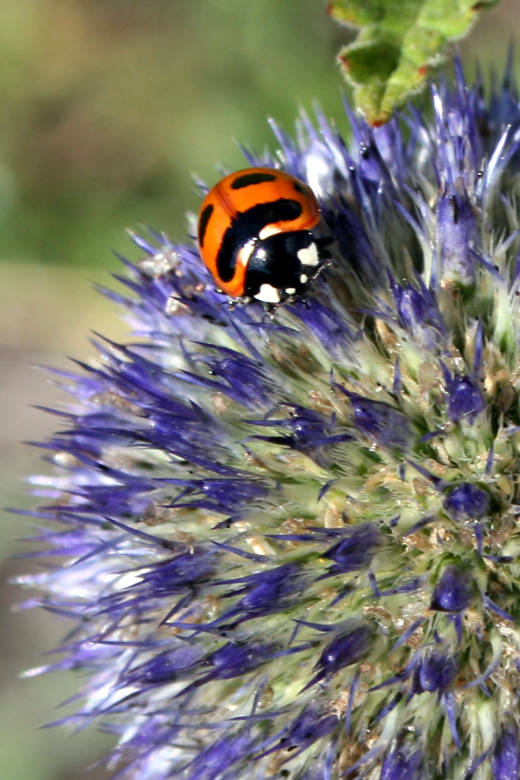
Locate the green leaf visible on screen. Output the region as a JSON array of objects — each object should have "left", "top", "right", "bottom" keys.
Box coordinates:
[{"left": 329, "top": 0, "right": 500, "bottom": 125}]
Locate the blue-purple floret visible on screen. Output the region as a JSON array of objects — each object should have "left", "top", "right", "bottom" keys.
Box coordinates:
[
  {"left": 308, "top": 622, "right": 372, "bottom": 687},
  {"left": 125, "top": 644, "right": 205, "bottom": 685},
  {"left": 443, "top": 482, "right": 490, "bottom": 522},
  {"left": 202, "top": 640, "right": 275, "bottom": 679},
  {"left": 391, "top": 278, "right": 446, "bottom": 350},
  {"left": 435, "top": 182, "right": 480, "bottom": 287},
  {"left": 270, "top": 704, "right": 339, "bottom": 755},
  {"left": 140, "top": 550, "right": 218, "bottom": 594},
  {"left": 446, "top": 374, "right": 486, "bottom": 422},
  {"left": 185, "top": 732, "right": 255, "bottom": 780},
  {"left": 24, "top": 60, "right": 520, "bottom": 780},
  {"left": 246, "top": 405, "right": 352, "bottom": 461},
  {"left": 209, "top": 563, "right": 306, "bottom": 626},
  {"left": 380, "top": 740, "right": 423, "bottom": 780},
  {"left": 344, "top": 392, "right": 412, "bottom": 451},
  {"left": 412, "top": 648, "right": 458, "bottom": 694},
  {"left": 323, "top": 522, "right": 381, "bottom": 575},
  {"left": 430, "top": 565, "right": 474, "bottom": 612}
]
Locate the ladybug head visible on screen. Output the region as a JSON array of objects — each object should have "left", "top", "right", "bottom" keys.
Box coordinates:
[{"left": 245, "top": 230, "right": 329, "bottom": 305}]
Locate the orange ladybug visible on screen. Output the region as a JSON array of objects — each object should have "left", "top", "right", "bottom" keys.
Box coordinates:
[{"left": 197, "top": 167, "right": 331, "bottom": 306}]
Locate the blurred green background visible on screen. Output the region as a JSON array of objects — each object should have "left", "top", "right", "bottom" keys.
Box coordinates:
[{"left": 1, "top": 1, "right": 518, "bottom": 778}]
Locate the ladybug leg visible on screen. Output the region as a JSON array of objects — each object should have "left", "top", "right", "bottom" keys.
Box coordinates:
[
  {"left": 214, "top": 297, "right": 237, "bottom": 313},
  {"left": 309, "top": 238, "right": 333, "bottom": 282},
  {"left": 314, "top": 258, "right": 331, "bottom": 279},
  {"left": 261, "top": 303, "right": 281, "bottom": 322}
]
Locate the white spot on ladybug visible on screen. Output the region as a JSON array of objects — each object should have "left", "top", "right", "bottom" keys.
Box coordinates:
[
  {"left": 299, "top": 274, "right": 308, "bottom": 284},
  {"left": 297, "top": 243, "right": 319, "bottom": 267},
  {"left": 285, "top": 287, "right": 296, "bottom": 295},
  {"left": 259, "top": 225, "right": 282, "bottom": 241},
  {"left": 237, "top": 240, "right": 257, "bottom": 270},
  {"left": 254, "top": 284, "right": 281, "bottom": 303}
]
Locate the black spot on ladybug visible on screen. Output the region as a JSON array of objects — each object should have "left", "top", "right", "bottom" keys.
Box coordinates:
[
  {"left": 198, "top": 204, "right": 214, "bottom": 247},
  {"left": 216, "top": 199, "right": 303, "bottom": 282},
  {"left": 230, "top": 171, "right": 277, "bottom": 189},
  {"left": 293, "top": 180, "right": 310, "bottom": 196}
]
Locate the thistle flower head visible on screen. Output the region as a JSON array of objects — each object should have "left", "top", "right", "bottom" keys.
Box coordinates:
[{"left": 20, "top": 61, "right": 520, "bottom": 780}]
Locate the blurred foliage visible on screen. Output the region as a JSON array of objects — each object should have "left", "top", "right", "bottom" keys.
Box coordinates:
[
  {"left": 0, "top": 0, "right": 342, "bottom": 269},
  {"left": 0, "top": 0, "right": 515, "bottom": 273},
  {"left": 330, "top": 0, "right": 499, "bottom": 125}
]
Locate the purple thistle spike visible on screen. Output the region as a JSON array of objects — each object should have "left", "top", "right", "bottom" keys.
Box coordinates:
[
  {"left": 491, "top": 724, "right": 520, "bottom": 780},
  {"left": 19, "top": 60, "right": 520, "bottom": 780},
  {"left": 380, "top": 739, "right": 423, "bottom": 780}
]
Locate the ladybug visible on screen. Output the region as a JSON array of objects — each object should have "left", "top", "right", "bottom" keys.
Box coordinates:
[{"left": 197, "top": 167, "right": 331, "bottom": 306}]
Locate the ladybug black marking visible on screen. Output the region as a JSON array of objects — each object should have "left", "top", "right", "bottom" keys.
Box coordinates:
[
  {"left": 231, "top": 171, "right": 277, "bottom": 189},
  {"left": 198, "top": 203, "right": 214, "bottom": 248},
  {"left": 216, "top": 198, "right": 303, "bottom": 283}
]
